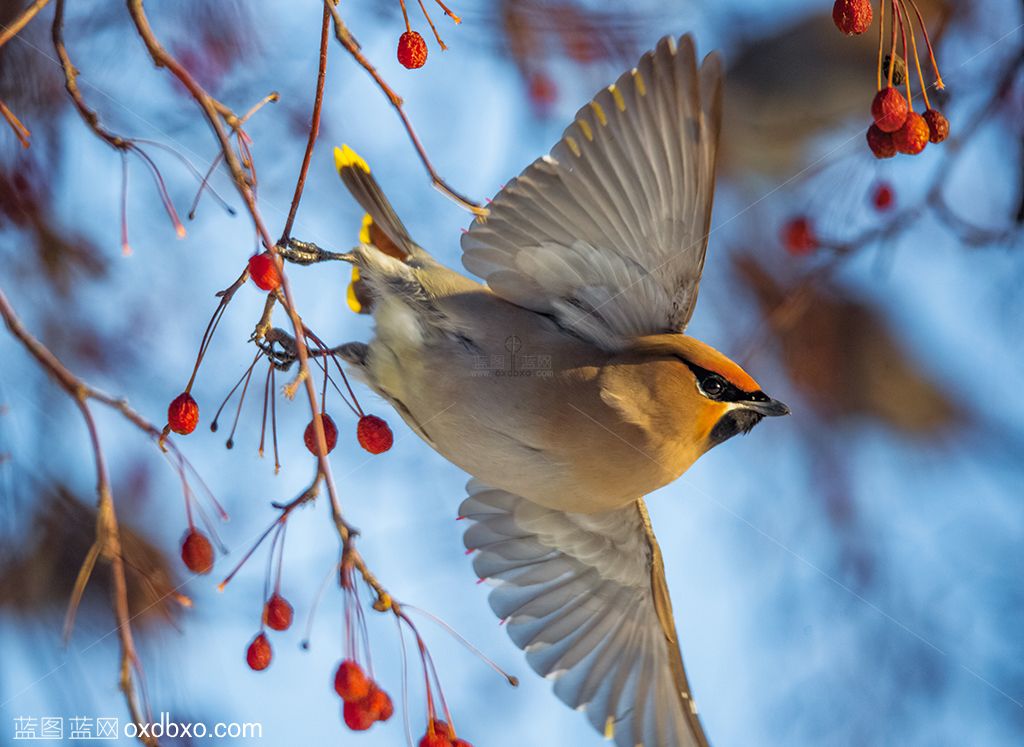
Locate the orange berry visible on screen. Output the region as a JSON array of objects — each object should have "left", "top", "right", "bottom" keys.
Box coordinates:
[
  {"left": 181, "top": 529, "right": 214, "bottom": 574},
  {"left": 357, "top": 415, "right": 393, "bottom": 454},
  {"left": 398, "top": 31, "right": 428, "bottom": 69},
  {"left": 303, "top": 413, "right": 338, "bottom": 455},
  {"left": 263, "top": 593, "right": 293, "bottom": 631},
  {"left": 167, "top": 392, "right": 199, "bottom": 435},
  {"left": 871, "top": 87, "right": 908, "bottom": 133},
  {"left": 872, "top": 182, "right": 894, "bottom": 211},
  {"left": 246, "top": 633, "right": 272, "bottom": 671},
  {"left": 527, "top": 72, "right": 557, "bottom": 110},
  {"left": 893, "top": 111, "right": 929, "bottom": 155},
  {"left": 342, "top": 700, "right": 376, "bottom": 731},
  {"left": 866, "top": 124, "right": 896, "bottom": 159},
  {"left": 922, "top": 108, "right": 949, "bottom": 143},
  {"left": 248, "top": 252, "right": 281, "bottom": 292},
  {"left": 334, "top": 659, "right": 371, "bottom": 702},
  {"left": 364, "top": 684, "right": 394, "bottom": 722},
  {"left": 781, "top": 217, "right": 818, "bottom": 256},
  {"left": 832, "top": 0, "right": 872, "bottom": 35},
  {"left": 420, "top": 725, "right": 453, "bottom": 747}
]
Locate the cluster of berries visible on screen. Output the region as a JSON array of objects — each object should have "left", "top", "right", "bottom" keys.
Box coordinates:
[
  {"left": 868, "top": 87, "right": 948, "bottom": 158},
  {"left": 163, "top": 249, "right": 395, "bottom": 580},
  {"left": 244, "top": 593, "right": 294, "bottom": 671},
  {"left": 832, "top": 0, "right": 949, "bottom": 158},
  {"left": 334, "top": 659, "right": 394, "bottom": 731}
]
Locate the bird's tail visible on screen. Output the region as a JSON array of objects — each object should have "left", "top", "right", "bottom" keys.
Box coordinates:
[{"left": 334, "top": 145, "right": 416, "bottom": 314}]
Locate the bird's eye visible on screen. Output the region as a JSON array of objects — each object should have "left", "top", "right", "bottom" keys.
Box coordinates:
[{"left": 702, "top": 376, "right": 725, "bottom": 398}]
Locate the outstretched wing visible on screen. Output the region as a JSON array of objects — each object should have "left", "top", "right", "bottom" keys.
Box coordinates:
[
  {"left": 461, "top": 35, "right": 722, "bottom": 350},
  {"left": 460, "top": 480, "right": 709, "bottom": 747}
]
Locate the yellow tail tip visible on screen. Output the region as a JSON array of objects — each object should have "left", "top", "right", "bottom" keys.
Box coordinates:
[{"left": 334, "top": 144, "right": 370, "bottom": 175}]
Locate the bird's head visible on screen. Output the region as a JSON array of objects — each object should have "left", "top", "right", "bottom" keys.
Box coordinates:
[{"left": 611, "top": 334, "right": 790, "bottom": 456}]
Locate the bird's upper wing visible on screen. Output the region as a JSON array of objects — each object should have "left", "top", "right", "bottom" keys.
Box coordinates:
[
  {"left": 460, "top": 480, "right": 709, "bottom": 747},
  {"left": 461, "top": 35, "right": 722, "bottom": 351}
]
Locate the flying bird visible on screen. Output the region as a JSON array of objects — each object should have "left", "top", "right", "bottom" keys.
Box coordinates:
[{"left": 284, "top": 34, "right": 788, "bottom": 747}]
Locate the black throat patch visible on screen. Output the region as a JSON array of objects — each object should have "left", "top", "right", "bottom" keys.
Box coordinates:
[{"left": 708, "top": 409, "right": 765, "bottom": 448}]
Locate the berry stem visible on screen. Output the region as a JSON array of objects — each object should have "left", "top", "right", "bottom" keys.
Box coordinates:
[
  {"left": 270, "top": 366, "right": 280, "bottom": 473},
  {"left": 185, "top": 270, "right": 247, "bottom": 393},
  {"left": 120, "top": 152, "right": 131, "bottom": 255},
  {"left": 908, "top": 0, "right": 944, "bottom": 89},
  {"left": 258, "top": 362, "right": 272, "bottom": 459},
  {"left": 887, "top": 0, "right": 898, "bottom": 88},
  {"left": 404, "top": 604, "right": 519, "bottom": 686},
  {"left": 398, "top": 0, "right": 411, "bottom": 33},
  {"left": 876, "top": 0, "right": 885, "bottom": 91},
  {"left": 899, "top": 0, "right": 932, "bottom": 110},
  {"left": 219, "top": 517, "right": 284, "bottom": 592},
  {"left": 225, "top": 354, "right": 259, "bottom": 449},
  {"left": 188, "top": 151, "right": 225, "bottom": 220},
  {"left": 431, "top": 0, "right": 461, "bottom": 24},
  {"left": 893, "top": 0, "right": 913, "bottom": 110},
  {"left": 131, "top": 145, "right": 186, "bottom": 238},
  {"left": 274, "top": 521, "right": 288, "bottom": 593},
  {"left": 416, "top": 0, "right": 447, "bottom": 51},
  {"left": 210, "top": 351, "right": 263, "bottom": 435}
]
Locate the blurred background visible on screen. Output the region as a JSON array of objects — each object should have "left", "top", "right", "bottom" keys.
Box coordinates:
[{"left": 1, "top": 0, "right": 1022, "bottom": 745}]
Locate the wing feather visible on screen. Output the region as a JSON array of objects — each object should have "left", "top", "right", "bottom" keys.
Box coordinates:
[
  {"left": 462, "top": 35, "right": 723, "bottom": 349},
  {"left": 460, "top": 480, "right": 710, "bottom": 747}
]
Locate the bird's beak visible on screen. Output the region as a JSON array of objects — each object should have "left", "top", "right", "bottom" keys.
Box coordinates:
[{"left": 743, "top": 397, "right": 791, "bottom": 417}]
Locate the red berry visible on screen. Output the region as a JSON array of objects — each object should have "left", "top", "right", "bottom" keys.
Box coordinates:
[
  {"left": 363, "top": 684, "right": 394, "bottom": 722},
  {"left": 263, "top": 593, "right": 293, "bottom": 631},
  {"left": 872, "top": 183, "right": 894, "bottom": 211},
  {"left": 303, "top": 413, "right": 338, "bottom": 455},
  {"left": 334, "top": 659, "right": 371, "bottom": 702},
  {"left": 181, "top": 529, "right": 214, "bottom": 574},
  {"left": 167, "top": 392, "right": 199, "bottom": 435},
  {"left": 922, "top": 108, "right": 949, "bottom": 143},
  {"left": 357, "top": 415, "right": 393, "bottom": 454},
  {"left": 343, "top": 700, "right": 376, "bottom": 732},
  {"left": 866, "top": 124, "right": 897, "bottom": 159},
  {"left": 871, "top": 87, "right": 909, "bottom": 133},
  {"left": 833, "top": 0, "right": 872, "bottom": 35},
  {"left": 420, "top": 722, "right": 454, "bottom": 747},
  {"left": 528, "top": 72, "right": 557, "bottom": 110},
  {"left": 246, "top": 633, "right": 272, "bottom": 671},
  {"left": 893, "top": 111, "right": 929, "bottom": 155},
  {"left": 781, "top": 217, "right": 818, "bottom": 256},
  {"left": 248, "top": 252, "right": 281, "bottom": 292},
  {"left": 398, "top": 31, "right": 428, "bottom": 69},
  {"left": 453, "top": 741, "right": 474, "bottom": 747}
]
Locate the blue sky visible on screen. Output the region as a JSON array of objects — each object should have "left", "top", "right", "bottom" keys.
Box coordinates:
[{"left": 1, "top": 1, "right": 1022, "bottom": 745}]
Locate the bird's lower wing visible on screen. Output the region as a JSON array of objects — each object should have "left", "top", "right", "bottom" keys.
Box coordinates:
[{"left": 460, "top": 480, "right": 709, "bottom": 747}]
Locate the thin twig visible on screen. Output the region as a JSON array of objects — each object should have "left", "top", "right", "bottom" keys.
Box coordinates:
[
  {"left": 0, "top": 288, "right": 154, "bottom": 745},
  {"left": 52, "top": 0, "right": 130, "bottom": 151},
  {"left": 0, "top": 0, "right": 51, "bottom": 49},
  {"left": 279, "top": 4, "right": 332, "bottom": 244},
  {"left": 0, "top": 96, "right": 31, "bottom": 147},
  {"left": 325, "top": 0, "right": 486, "bottom": 215}
]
